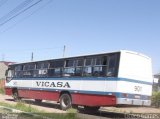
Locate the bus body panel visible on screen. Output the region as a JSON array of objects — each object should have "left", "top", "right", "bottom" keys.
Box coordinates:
[
  {"left": 117, "top": 51, "right": 153, "bottom": 106},
  {"left": 72, "top": 93, "right": 116, "bottom": 106},
  {"left": 118, "top": 51, "right": 153, "bottom": 83}
]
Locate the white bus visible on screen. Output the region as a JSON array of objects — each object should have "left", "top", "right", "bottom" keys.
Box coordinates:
[{"left": 5, "top": 50, "right": 153, "bottom": 111}]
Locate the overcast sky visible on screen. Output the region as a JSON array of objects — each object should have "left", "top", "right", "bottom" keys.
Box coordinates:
[{"left": 0, "top": 0, "right": 160, "bottom": 73}]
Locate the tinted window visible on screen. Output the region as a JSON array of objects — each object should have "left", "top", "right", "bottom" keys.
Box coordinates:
[
  {"left": 37, "top": 62, "right": 49, "bottom": 69},
  {"left": 85, "top": 58, "right": 92, "bottom": 66},
  {"left": 23, "top": 71, "right": 32, "bottom": 77},
  {"left": 50, "top": 60, "right": 64, "bottom": 68},
  {"left": 93, "top": 58, "right": 103, "bottom": 65},
  {"left": 48, "top": 68, "right": 62, "bottom": 77},
  {"left": 76, "top": 59, "right": 84, "bottom": 66},
  {"left": 55, "top": 68, "right": 61, "bottom": 74},
  {"left": 15, "top": 65, "right": 23, "bottom": 71},
  {"left": 75, "top": 67, "right": 83, "bottom": 76},
  {"left": 103, "top": 56, "right": 108, "bottom": 65},
  {"left": 93, "top": 66, "right": 103, "bottom": 76},
  {"left": 107, "top": 54, "right": 118, "bottom": 77},
  {"left": 83, "top": 67, "right": 92, "bottom": 76},
  {"left": 23, "top": 64, "right": 35, "bottom": 70},
  {"left": 63, "top": 67, "right": 75, "bottom": 76},
  {"left": 66, "top": 60, "right": 74, "bottom": 67},
  {"left": 50, "top": 62, "right": 54, "bottom": 68}
]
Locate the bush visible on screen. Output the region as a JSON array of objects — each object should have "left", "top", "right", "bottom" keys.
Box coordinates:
[{"left": 151, "top": 92, "right": 160, "bottom": 107}]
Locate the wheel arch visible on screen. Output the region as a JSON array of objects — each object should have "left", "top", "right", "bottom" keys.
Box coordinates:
[{"left": 12, "top": 88, "right": 18, "bottom": 93}]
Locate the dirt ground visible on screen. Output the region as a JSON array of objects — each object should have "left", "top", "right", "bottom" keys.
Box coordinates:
[
  {"left": 0, "top": 94, "right": 65, "bottom": 113},
  {"left": 102, "top": 106, "right": 160, "bottom": 114}
]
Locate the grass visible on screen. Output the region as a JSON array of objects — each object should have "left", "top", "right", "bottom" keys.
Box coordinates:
[
  {"left": 0, "top": 87, "right": 5, "bottom": 94},
  {"left": 0, "top": 101, "right": 79, "bottom": 119}
]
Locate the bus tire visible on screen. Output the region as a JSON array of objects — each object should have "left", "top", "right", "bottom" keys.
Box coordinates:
[
  {"left": 84, "top": 106, "right": 100, "bottom": 113},
  {"left": 35, "top": 99, "right": 42, "bottom": 104},
  {"left": 12, "top": 90, "right": 21, "bottom": 101},
  {"left": 60, "top": 93, "right": 72, "bottom": 110}
]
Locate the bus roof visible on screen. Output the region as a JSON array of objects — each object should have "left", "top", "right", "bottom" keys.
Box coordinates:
[{"left": 9, "top": 50, "right": 150, "bottom": 66}]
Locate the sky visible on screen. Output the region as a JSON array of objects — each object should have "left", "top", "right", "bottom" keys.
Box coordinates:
[{"left": 0, "top": 0, "right": 160, "bottom": 74}]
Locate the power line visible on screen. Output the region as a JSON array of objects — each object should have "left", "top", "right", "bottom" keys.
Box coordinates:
[
  {"left": 0, "top": 0, "right": 34, "bottom": 23},
  {"left": 0, "top": 0, "right": 53, "bottom": 34},
  {"left": 0, "top": 0, "right": 43, "bottom": 27}
]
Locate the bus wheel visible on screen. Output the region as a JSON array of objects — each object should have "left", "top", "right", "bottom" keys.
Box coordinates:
[
  {"left": 84, "top": 106, "right": 100, "bottom": 113},
  {"left": 35, "top": 99, "right": 42, "bottom": 104},
  {"left": 60, "top": 93, "right": 72, "bottom": 110},
  {"left": 12, "top": 90, "right": 21, "bottom": 101}
]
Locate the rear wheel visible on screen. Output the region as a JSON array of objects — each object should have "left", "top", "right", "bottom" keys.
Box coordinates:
[
  {"left": 84, "top": 106, "right": 100, "bottom": 112},
  {"left": 60, "top": 93, "right": 72, "bottom": 110},
  {"left": 35, "top": 99, "right": 42, "bottom": 103}
]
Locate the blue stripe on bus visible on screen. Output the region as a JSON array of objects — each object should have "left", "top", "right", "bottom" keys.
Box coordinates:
[
  {"left": 11, "top": 77, "right": 153, "bottom": 85},
  {"left": 14, "top": 86, "right": 150, "bottom": 100}
]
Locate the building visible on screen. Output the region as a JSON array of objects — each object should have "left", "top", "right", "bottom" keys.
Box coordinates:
[
  {"left": 0, "top": 61, "right": 14, "bottom": 88},
  {"left": 153, "top": 73, "right": 160, "bottom": 91},
  {"left": 0, "top": 61, "right": 14, "bottom": 80}
]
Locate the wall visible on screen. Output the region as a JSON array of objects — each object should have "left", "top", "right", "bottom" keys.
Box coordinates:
[{"left": 0, "top": 62, "right": 8, "bottom": 79}]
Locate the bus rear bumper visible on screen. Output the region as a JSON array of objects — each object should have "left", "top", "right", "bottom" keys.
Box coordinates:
[{"left": 116, "top": 98, "right": 151, "bottom": 106}]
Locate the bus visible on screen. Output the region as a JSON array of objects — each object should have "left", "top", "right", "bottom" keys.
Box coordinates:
[{"left": 5, "top": 50, "right": 153, "bottom": 111}]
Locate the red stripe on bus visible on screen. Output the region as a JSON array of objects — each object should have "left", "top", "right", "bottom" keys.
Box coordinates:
[
  {"left": 18, "top": 89, "right": 59, "bottom": 101},
  {"left": 5, "top": 88, "right": 116, "bottom": 106},
  {"left": 72, "top": 93, "right": 116, "bottom": 106}
]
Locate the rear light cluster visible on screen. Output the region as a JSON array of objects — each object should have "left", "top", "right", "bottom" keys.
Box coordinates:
[{"left": 122, "top": 93, "right": 128, "bottom": 98}]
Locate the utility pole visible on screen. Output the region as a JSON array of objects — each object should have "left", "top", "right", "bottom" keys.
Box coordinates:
[
  {"left": 63, "top": 45, "right": 66, "bottom": 58},
  {"left": 31, "top": 52, "right": 34, "bottom": 61}
]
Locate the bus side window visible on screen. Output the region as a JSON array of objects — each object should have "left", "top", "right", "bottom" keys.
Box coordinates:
[
  {"left": 75, "top": 59, "right": 83, "bottom": 76},
  {"left": 48, "top": 68, "right": 62, "bottom": 77},
  {"left": 35, "top": 62, "right": 49, "bottom": 77},
  {"left": 92, "top": 56, "right": 108, "bottom": 77},
  {"left": 83, "top": 67, "right": 92, "bottom": 76},
  {"left": 107, "top": 55, "right": 116, "bottom": 77},
  {"left": 83, "top": 58, "right": 92, "bottom": 76},
  {"left": 14, "top": 65, "right": 24, "bottom": 78},
  {"left": 23, "top": 63, "right": 36, "bottom": 78},
  {"left": 48, "top": 60, "right": 64, "bottom": 77},
  {"left": 75, "top": 67, "right": 83, "bottom": 76},
  {"left": 63, "top": 67, "right": 75, "bottom": 77},
  {"left": 63, "top": 60, "right": 75, "bottom": 77}
]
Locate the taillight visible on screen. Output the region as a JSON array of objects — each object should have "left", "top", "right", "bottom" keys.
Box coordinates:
[{"left": 122, "top": 93, "right": 128, "bottom": 98}]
